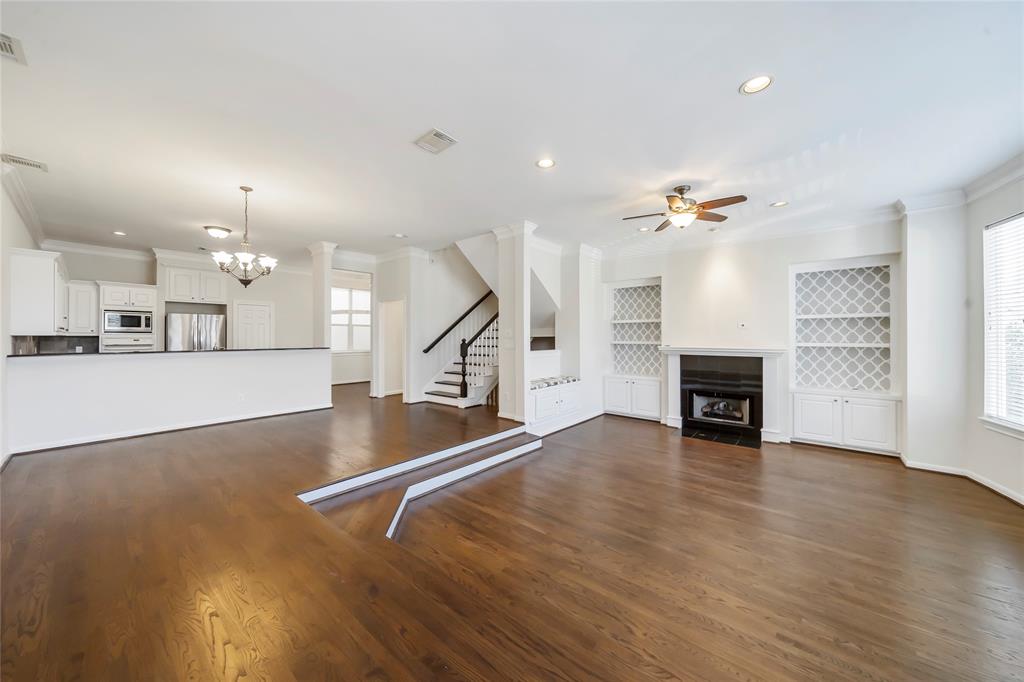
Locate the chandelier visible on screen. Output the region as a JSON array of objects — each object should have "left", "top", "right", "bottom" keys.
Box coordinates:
[{"left": 211, "top": 186, "right": 278, "bottom": 287}]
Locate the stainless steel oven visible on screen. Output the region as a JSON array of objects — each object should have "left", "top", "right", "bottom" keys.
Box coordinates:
[{"left": 103, "top": 310, "right": 153, "bottom": 334}]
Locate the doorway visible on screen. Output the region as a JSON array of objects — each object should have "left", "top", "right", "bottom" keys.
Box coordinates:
[{"left": 233, "top": 301, "right": 274, "bottom": 349}]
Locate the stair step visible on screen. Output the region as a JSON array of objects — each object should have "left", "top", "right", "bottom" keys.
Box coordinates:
[
  {"left": 425, "top": 390, "right": 461, "bottom": 399},
  {"left": 435, "top": 380, "right": 462, "bottom": 387},
  {"left": 444, "top": 371, "right": 463, "bottom": 376}
]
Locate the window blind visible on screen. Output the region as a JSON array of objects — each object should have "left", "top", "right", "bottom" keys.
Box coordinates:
[{"left": 984, "top": 214, "right": 1024, "bottom": 428}]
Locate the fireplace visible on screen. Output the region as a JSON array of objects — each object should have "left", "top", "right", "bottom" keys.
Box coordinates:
[{"left": 681, "top": 355, "right": 762, "bottom": 448}]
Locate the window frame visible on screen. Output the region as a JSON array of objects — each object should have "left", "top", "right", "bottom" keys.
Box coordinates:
[
  {"left": 330, "top": 286, "right": 372, "bottom": 354},
  {"left": 981, "top": 213, "right": 1024, "bottom": 438}
]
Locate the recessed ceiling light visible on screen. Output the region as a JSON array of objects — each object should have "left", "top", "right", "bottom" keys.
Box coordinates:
[
  {"left": 204, "top": 225, "right": 232, "bottom": 239},
  {"left": 638, "top": 226, "right": 651, "bottom": 232},
  {"left": 392, "top": 233, "right": 407, "bottom": 239},
  {"left": 535, "top": 158, "right": 556, "bottom": 169},
  {"left": 112, "top": 231, "right": 126, "bottom": 236},
  {"left": 769, "top": 200, "right": 789, "bottom": 208},
  {"left": 739, "top": 75, "right": 773, "bottom": 95}
]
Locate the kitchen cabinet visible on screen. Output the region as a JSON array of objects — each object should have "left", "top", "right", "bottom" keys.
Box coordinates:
[
  {"left": 604, "top": 375, "right": 661, "bottom": 421},
  {"left": 99, "top": 282, "right": 157, "bottom": 310},
  {"left": 8, "top": 248, "right": 68, "bottom": 336},
  {"left": 67, "top": 281, "right": 99, "bottom": 335},
  {"left": 792, "top": 392, "right": 899, "bottom": 453},
  {"left": 165, "top": 266, "right": 227, "bottom": 304}
]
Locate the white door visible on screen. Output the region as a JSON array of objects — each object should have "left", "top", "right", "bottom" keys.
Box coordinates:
[
  {"left": 200, "top": 271, "right": 226, "bottom": 303},
  {"left": 67, "top": 283, "right": 98, "bottom": 335},
  {"left": 793, "top": 393, "right": 843, "bottom": 444},
  {"left": 379, "top": 300, "right": 405, "bottom": 396},
  {"left": 843, "top": 397, "right": 898, "bottom": 452},
  {"left": 129, "top": 287, "right": 156, "bottom": 309},
  {"left": 604, "top": 376, "right": 632, "bottom": 414},
  {"left": 234, "top": 302, "right": 273, "bottom": 349},
  {"left": 166, "top": 268, "right": 200, "bottom": 302},
  {"left": 631, "top": 378, "right": 662, "bottom": 419},
  {"left": 101, "top": 285, "right": 131, "bottom": 308}
]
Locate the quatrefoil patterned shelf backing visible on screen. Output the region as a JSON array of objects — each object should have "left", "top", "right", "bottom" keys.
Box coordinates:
[
  {"left": 612, "top": 285, "right": 662, "bottom": 377},
  {"left": 794, "top": 265, "right": 893, "bottom": 392}
]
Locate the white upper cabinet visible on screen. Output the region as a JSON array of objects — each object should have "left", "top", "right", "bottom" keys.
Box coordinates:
[
  {"left": 8, "top": 249, "right": 64, "bottom": 336},
  {"left": 165, "top": 266, "right": 227, "bottom": 303},
  {"left": 129, "top": 287, "right": 156, "bottom": 309},
  {"left": 67, "top": 281, "right": 99, "bottom": 335},
  {"left": 101, "top": 285, "right": 131, "bottom": 308},
  {"left": 99, "top": 282, "right": 156, "bottom": 310}
]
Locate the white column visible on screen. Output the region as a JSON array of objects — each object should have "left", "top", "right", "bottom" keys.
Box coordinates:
[
  {"left": 492, "top": 221, "right": 534, "bottom": 421},
  {"left": 308, "top": 241, "right": 337, "bottom": 348}
]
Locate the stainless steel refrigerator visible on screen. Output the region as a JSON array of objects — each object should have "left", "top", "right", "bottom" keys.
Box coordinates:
[{"left": 165, "top": 313, "right": 227, "bottom": 351}]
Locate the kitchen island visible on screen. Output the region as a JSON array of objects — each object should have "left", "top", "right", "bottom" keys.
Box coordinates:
[{"left": 6, "top": 348, "right": 331, "bottom": 453}]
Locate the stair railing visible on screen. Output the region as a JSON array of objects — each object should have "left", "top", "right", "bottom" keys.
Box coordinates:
[
  {"left": 458, "top": 313, "right": 499, "bottom": 398},
  {"left": 422, "top": 290, "right": 494, "bottom": 354}
]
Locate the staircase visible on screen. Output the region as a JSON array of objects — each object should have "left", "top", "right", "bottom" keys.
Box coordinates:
[{"left": 424, "top": 315, "right": 499, "bottom": 408}]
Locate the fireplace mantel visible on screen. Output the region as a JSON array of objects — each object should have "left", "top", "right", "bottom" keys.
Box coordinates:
[{"left": 660, "top": 347, "right": 788, "bottom": 443}]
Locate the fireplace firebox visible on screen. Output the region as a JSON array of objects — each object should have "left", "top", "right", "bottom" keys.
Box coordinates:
[{"left": 681, "top": 355, "right": 762, "bottom": 448}]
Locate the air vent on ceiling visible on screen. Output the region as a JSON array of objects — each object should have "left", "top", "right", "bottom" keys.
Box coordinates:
[
  {"left": 0, "top": 34, "right": 27, "bottom": 65},
  {"left": 1, "top": 154, "right": 48, "bottom": 172},
  {"left": 414, "top": 128, "right": 458, "bottom": 154}
]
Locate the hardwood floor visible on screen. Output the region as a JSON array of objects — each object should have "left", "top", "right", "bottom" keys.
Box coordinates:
[{"left": 3, "top": 385, "right": 1022, "bottom": 680}]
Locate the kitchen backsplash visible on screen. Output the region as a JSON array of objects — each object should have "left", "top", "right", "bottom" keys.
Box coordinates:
[{"left": 10, "top": 336, "right": 100, "bottom": 355}]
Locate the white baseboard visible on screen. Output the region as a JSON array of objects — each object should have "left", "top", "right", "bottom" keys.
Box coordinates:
[
  {"left": 10, "top": 402, "right": 335, "bottom": 455},
  {"left": 900, "top": 455, "right": 1024, "bottom": 506},
  {"left": 297, "top": 425, "right": 527, "bottom": 504},
  {"left": 761, "top": 429, "right": 790, "bottom": 444},
  {"left": 664, "top": 415, "right": 682, "bottom": 428},
  {"left": 527, "top": 409, "right": 603, "bottom": 437},
  {"left": 331, "top": 379, "right": 372, "bottom": 385}
]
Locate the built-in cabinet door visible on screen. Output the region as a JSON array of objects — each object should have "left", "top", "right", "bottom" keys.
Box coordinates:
[
  {"left": 167, "top": 268, "right": 200, "bottom": 302},
  {"left": 842, "top": 397, "right": 897, "bottom": 452},
  {"left": 631, "top": 378, "right": 661, "bottom": 419},
  {"left": 200, "top": 271, "right": 226, "bottom": 303},
  {"left": 604, "top": 376, "right": 632, "bottom": 414},
  {"left": 67, "top": 283, "right": 98, "bottom": 335},
  {"left": 560, "top": 384, "right": 580, "bottom": 414},
  {"left": 53, "top": 262, "right": 69, "bottom": 332},
  {"left": 102, "top": 285, "right": 132, "bottom": 308},
  {"left": 129, "top": 287, "right": 156, "bottom": 309},
  {"left": 793, "top": 393, "right": 843, "bottom": 444},
  {"left": 535, "top": 390, "right": 561, "bottom": 420}
]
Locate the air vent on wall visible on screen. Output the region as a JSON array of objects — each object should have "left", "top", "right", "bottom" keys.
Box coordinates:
[
  {"left": 0, "top": 34, "right": 28, "bottom": 65},
  {"left": 414, "top": 128, "right": 458, "bottom": 154},
  {"left": 2, "top": 154, "right": 48, "bottom": 172}
]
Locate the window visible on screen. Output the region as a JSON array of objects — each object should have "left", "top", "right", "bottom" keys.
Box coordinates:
[
  {"left": 983, "top": 215, "right": 1024, "bottom": 429},
  {"left": 331, "top": 287, "right": 371, "bottom": 352}
]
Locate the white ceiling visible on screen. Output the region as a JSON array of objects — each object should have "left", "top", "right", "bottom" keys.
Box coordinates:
[{"left": 2, "top": 2, "right": 1021, "bottom": 262}]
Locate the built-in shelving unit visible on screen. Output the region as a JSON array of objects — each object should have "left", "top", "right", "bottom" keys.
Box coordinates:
[{"left": 611, "top": 284, "right": 662, "bottom": 376}]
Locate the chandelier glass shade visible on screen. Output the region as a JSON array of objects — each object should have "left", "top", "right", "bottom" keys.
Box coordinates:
[{"left": 211, "top": 186, "right": 278, "bottom": 288}]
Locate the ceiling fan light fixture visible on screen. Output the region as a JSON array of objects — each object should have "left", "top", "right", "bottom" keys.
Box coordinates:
[
  {"left": 669, "top": 212, "right": 698, "bottom": 228},
  {"left": 204, "top": 225, "right": 232, "bottom": 239},
  {"left": 535, "top": 158, "right": 556, "bottom": 169},
  {"left": 769, "top": 200, "right": 789, "bottom": 207},
  {"left": 739, "top": 75, "right": 773, "bottom": 95}
]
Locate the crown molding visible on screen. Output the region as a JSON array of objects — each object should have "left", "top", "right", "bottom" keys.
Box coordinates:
[
  {"left": 965, "top": 153, "right": 1024, "bottom": 204},
  {"left": 376, "top": 246, "right": 430, "bottom": 264},
  {"left": 492, "top": 220, "right": 538, "bottom": 241},
  {"left": 333, "top": 249, "right": 377, "bottom": 267},
  {"left": 2, "top": 164, "right": 46, "bottom": 246},
  {"left": 40, "top": 239, "right": 153, "bottom": 262},
  {"left": 895, "top": 190, "right": 966, "bottom": 217},
  {"left": 153, "top": 247, "right": 309, "bottom": 275}
]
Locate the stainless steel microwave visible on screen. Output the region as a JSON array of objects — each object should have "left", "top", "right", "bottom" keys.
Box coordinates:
[{"left": 103, "top": 310, "right": 153, "bottom": 334}]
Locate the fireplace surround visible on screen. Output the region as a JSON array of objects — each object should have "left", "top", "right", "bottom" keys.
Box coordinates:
[{"left": 681, "top": 354, "right": 763, "bottom": 447}]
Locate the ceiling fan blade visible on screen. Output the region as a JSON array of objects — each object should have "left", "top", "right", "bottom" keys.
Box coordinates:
[
  {"left": 654, "top": 219, "right": 673, "bottom": 232},
  {"left": 696, "top": 211, "right": 728, "bottom": 222},
  {"left": 666, "top": 195, "right": 683, "bottom": 210},
  {"left": 696, "top": 195, "right": 747, "bottom": 211},
  {"left": 622, "top": 212, "right": 666, "bottom": 221}
]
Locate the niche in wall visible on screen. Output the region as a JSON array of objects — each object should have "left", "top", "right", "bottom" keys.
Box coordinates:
[{"left": 531, "top": 270, "right": 557, "bottom": 350}]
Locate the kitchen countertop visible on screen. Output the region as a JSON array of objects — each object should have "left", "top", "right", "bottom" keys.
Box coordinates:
[{"left": 8, "top": 347, "right": 329, "bottom": 358}]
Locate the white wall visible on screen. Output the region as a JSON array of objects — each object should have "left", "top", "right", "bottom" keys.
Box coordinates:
[
  {"left": 965, "top": 175, "right": 1024, "bottom": 501},
  {"left": 455, "top": 233, "right": 498, "bottom": 292},
  {"left": 1, "top": 181, "right": 38, "bottom": 464},
  {"left": 57, "top": 248, "right": 155, "bottom": 284},
  {"left": 900, "top": 202, "right": 968, "bottom": 471},
  {"left": 606, "top": 221, "right": 902, "bottom": 350}
]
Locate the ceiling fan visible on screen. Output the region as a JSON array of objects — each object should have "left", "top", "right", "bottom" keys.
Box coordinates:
[{"left": 622, "top": 185, "right": 747, "bottom": 231}]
